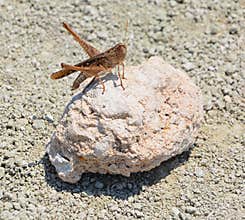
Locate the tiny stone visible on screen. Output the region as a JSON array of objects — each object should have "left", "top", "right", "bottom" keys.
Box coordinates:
[
  {"left": 183, "top": 62, "right": 195, "bottom": 71},
  {"left": 225, "top": 63, "right": 236, "bottom": 75},
  {"left": 143, "top": 48, "right": 149, "bottom": 53},
  {"left": 18, "top": 212, "right": 29, "bottom": 220},
  {"left": 97, "top": 32, "right": 107, "bottom": 40},
  {"left": 210, "top": 26, "right": 218, "bottom": 35},
  {"left": 172, "top": 207, "right": 180, "bottom": 217},
  {"left": 15, "top": 159, "right": 28, "bottom": 168},
  {"left": 4, "top": 201, "right": 13, "bottom": 209},
  {"left": 185, "top": 206, "right": 196, "bottom": 214},
  {"left": 204, "top": 100, "right": 212, "bottom": 111},
  {"left": 216, "top": 99, "right": 225, "bottom": 109},
  {"left": 32, "top": 120, "right": 45, "bottom": 129},
  {"left": 170, "top": 0, "right": 177, "bottom": 7},
  {"left": 44, "top": 113, "right": 54, "bottom": 123},
  {"left": 229, "top": 27, "right": 238, "bottom": 35},
  {"left": 6, "top": 120, "right": 14, "bottom": 129},
  {"left": 109, "top": 204, "right": 119, "bottom": 212},
  {"left": 208, "top": 66, "right": 215, "bottom": 71},
  {"left": 28, "top": 204, "right": 36, "bottom": 212},
  {"left": 13, "top": 202, "right": 21, "bottom": 210},
  {"left": 94, "top": 181, "right": 104, "bottom": 189},
  {"left": 224, "top": 95, "right": 231, "bottom": 103},
  {"left": 134, "top": 203, "right": 142, "bottom": 210},
  {"left": 195, "top": 167, "right": 204, "bottom": 178},
  {"left": 0, "top": 211, "right": 13, "bottom": 220},
  {"left": 127, "top": 183, "right": 133, "bottom": 189},
  {"left": 0, "top": 167, "right": 5, "bottom": 179},
  {"left": 5, "top": 85, "right": 14, "bottom": 91},
  {"left": 222, "top": 87, "right": 230, "bottom": 95},
  {"left": 135, "top": 210, "right": 144, "bottom": 217}
]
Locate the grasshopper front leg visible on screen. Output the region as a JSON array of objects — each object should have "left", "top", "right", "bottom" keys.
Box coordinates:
[
  {"left": 96, "top": 75, "right": 106, "bottom": 94},
  {"left": 117, "top": 64, "right": 125, "bottom": 90},
  {"left": 121, "top": 62, "right": 125, "bottom": 79}
]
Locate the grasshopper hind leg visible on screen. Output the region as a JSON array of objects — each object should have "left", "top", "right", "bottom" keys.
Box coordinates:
[{"left": 71, "top": 73, "right": 87, "bottom": 90}]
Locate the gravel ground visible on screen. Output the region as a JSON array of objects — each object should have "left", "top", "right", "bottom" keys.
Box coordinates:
[{"left": 0, "top": 0, "right": 244, "bottom": 219}]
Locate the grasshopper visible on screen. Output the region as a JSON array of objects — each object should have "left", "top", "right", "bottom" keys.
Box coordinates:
[{"left": 50, "top": 22, "right": 127, "bottom": 94}]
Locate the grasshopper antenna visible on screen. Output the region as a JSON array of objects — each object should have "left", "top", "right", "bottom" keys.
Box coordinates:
[{"left": 122, "top": 19, "right": 129, "bottom": 46}]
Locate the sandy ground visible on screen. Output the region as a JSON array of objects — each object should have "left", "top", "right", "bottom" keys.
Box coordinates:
[{"left": 0, "top": 0, "right": 244, "bottom": 219}]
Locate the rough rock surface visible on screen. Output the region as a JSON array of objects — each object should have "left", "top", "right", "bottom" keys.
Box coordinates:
[{"left": 47, "top": 56, "right": 203, "bottom": 183}]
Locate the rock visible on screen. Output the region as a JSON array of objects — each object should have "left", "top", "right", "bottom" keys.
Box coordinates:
[{"left": 47, "top": 57, "right": 203, "bottom": 183}]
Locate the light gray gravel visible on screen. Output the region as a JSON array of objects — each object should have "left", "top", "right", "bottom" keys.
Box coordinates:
[{"left": 0, "top": 0, "right": 244, "bottom": 219}]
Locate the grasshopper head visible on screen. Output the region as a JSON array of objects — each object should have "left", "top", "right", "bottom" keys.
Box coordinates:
[{"left": 115, "top": 43, "right": 127, "bottom": 63}]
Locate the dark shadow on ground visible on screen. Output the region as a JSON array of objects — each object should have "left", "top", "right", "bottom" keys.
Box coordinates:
[{"left": 38, "top": 147, "right": 192, "bottom": 200}]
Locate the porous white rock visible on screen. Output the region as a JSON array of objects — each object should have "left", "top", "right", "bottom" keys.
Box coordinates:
[{"left": 47, "top": 56, "right": 203, "bottom": 183}]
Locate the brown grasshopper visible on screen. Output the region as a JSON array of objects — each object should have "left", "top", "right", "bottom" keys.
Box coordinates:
[{"left": 50, "top": 22, "right": 127, "bottom": 94}]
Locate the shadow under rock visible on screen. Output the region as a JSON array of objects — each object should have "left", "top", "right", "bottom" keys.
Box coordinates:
[{"left": 40, "top": 148, "right": 192, "bottom": 200}]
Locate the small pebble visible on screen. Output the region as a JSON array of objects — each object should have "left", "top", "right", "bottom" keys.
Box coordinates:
[
  {"left": 210, "top": 26, "right": 218, "bottom": 35},
  {"left": 185, "top": 206, "right": 196, "bottom": 214},
  {"left": 0, "top": 210, "right": 13, "bottom": 220},
  {"left": 94, "top": 181, "right": 104, "bottom": 189},
  {"left": 32, "top": 120, "right": 45, "bottom": 129},
  {"left": 225, "top": 63, "right": 236, "bottom": 75},
  {"left": 229, "top": 27, "right": 238, "bottom": 35},
  {"left": 195, "top": 167, "right": 204, "bottom": 178},
  {"left": 224, "top": 95, "right": 231, "bottom": 103},
  {"left": 0, "top": 167, "right": 5, "bottom": 179},
  {"left": 44, "top": 113, "right": 54, "bottom": 123},
  {"left": 183, "top": 62, "right": 195, "bottom": 71},
  {"left": 172, "top": 207, "right": 180, "bottom": 216}
]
